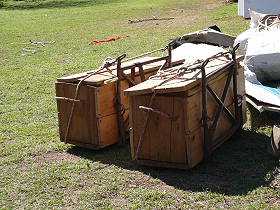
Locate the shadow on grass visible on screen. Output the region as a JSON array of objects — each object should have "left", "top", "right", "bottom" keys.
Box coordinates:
[
  {"left": 1, "top": 0, "right": 120, "bottom": 10},
  {"left": 67, "top": 129, "right": 279, "bottom": 196}
]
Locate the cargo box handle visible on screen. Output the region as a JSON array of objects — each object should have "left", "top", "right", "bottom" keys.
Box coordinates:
[
  {"left": 139, "top": 105, "right": 174, "bottom": 120},
  {"left": 55, "top": 97, "right": 81, "bottom": 103}
]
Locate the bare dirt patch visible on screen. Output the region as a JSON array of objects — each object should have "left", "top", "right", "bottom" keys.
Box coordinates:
[
  {"left": 124, "top": 2, "right": 224, "bottom": 31},
  {"left": 126, "top": 14, "right": 199, "bottom": 31},
  {"left": 34, "top": 151, "right": 84, "bottom": 164},
  {"left": 17, "top": 151, "right": 85, "bottom": 172},
  {"left": 202, "top": 2, "right": 224, "bottom": 10}
]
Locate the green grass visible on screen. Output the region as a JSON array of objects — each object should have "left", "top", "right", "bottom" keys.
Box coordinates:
[{"left": 0, "top": 0, "right": 279, "bottom": 209}]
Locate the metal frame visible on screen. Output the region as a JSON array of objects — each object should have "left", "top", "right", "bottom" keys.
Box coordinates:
[{"left": 201, "top": 45, "right": 243, "bottom": 158}]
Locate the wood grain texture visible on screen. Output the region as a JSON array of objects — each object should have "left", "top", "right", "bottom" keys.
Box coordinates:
[
  {"left": 185, "top": 127, "right": 204, "bottom": 168},
  {"left": 170, "top": 97, "right": 187, "bottom": 163},
  {"left": 131, "top": 95, "right": 151, "bottom": 160},
  {"left": 98, "top": 113, "right": 121, "bottom": 148},
  {"left": 148, "top": 96, "right": 173, "bottom": 162}
]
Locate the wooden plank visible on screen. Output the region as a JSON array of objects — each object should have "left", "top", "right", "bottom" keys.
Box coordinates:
[
  {"left": 124, "top": 56, "right": 232, "bottom": 96},
  {"left": 170, "top": 97, "right": 187, "bottom": 163},
  {"left": 96, "top": 82, "right": 119, "bottom": 118},
  {"left": 88, "top": 86, "right": 99, "bottom": 145},
  {"left": 129, "top": 96, "right": 135, "bottom": 160},
  {"left": 56, "top": 82, "right": 67, "bottom": 142},
  {"left": 70, "top": 84, "right": 90, "bottom": 142},
  {"left": 137, "top": 159, "right": 190, "bottom": 170},
  {"left": 236, "top": 66, "right": 247, "bottom": 125},
  {"left": 131, "top": 95, "right": 151, "bottom": 160},
  {"left": 148, "top": 96, "right": 173, "bottom": 162},
  {"left": 237, "top": 66, "right": 245, "bottom": 96},
  {"left": 98, "top": 113, "right": 121, "bottom": 148},
  {"left": 241, "top": 95, "right": 247, "bottom": 125},
  {"left": 185, "top": 127, "right": 204, "bottom": 168}
]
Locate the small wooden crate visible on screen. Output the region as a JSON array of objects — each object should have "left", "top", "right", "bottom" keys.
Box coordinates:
[
  {"left": 125, "top": 56, "right": 246, "bottom": 169},
  {"left": 56, "top": 57, "right": 183, "bottom": 149}
]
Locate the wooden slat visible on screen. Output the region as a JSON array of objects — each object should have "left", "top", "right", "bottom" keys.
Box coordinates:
[
  {"left": 129, "top": 96, "right": 135, "bottom": 159},
  {"left": 137, "top": 159, "right": 190, "bottom": 170},
  {"left": 185, "top": 127, "right": 204, "bottom": 168},
  {"left": 170, "top": 97, "right": 187, "bottom": 163},
  {"left": 246, "top": 95, "right": 280, "bottom": 113},
  {"left": 98, "top": 113, "right": 120, "bottom": 148},
  {"left": 237, "top": 66, "right": 245, "bottom": 96},
  {"left": 56, "top": 82, "right": 67, "bottom": 142},
  {"left": 148, "top": 96, "right": 173, "bottom": 162},
  {"left": 131, "top": 95, "right": 151, "bottom": 160},
  {"left": 88, "top": 87, "right": 99, "bottom": 145}
]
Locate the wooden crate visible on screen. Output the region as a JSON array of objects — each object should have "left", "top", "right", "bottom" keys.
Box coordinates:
[
  {"left": 125, "top": 56, "right": 246, "bottom": 169},
  {"left": 56, "top": 57, "right": 183, "bottom": 149}
]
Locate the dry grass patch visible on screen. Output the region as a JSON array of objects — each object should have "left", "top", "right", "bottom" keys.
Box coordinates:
[{"left": 34, "top": 151, "right": 85, "bottom": 164}]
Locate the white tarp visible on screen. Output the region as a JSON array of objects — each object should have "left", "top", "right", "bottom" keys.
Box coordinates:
[
  {"left": 172, "top": 43, "right": 226, "bottom": 65},
  {"left": 244, "top": 31, "right": 280, "bottom": 82},
  {"left": 235, "top": 10, "right": 280, "bottom": 108},
  {"left": 245, "top": 81, "right": 280, "bottom": 106}
]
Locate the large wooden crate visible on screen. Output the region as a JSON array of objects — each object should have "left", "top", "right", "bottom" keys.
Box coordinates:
[
  {"left": 56, "top": 56, "right": 183, "bottom": 149},
  {"left": 125, "top": 55, "right": 246, "bottom": 169}
]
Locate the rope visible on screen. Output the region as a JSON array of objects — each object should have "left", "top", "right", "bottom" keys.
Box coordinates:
[
  {"left": 135, "top": 51, "right": 231, "bottom": 159},
  {"left": 64, "top": 57, "right": 118, "bottom": 142},
  {"left": 123, "top": 46, "right": 168, "bottom": 62},
  {"left": 150, "top": 51, "right": 230, "bottom": 81},
  {"left": 139, "top": 106, "right": 172, "bottom": 119}
]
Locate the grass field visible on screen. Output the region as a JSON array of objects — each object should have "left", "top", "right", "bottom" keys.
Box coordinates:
[{"left": 0, "top": 0, "right": 279, "bottom": 209}]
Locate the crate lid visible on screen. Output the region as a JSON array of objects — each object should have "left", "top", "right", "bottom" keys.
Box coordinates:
[
  {"left": 57, "top": 57, "right": 184, "bottom": 86},
  {"left": 124, "top": 55, "right": 235, "bottom": 96}
]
